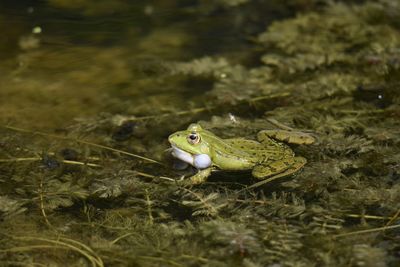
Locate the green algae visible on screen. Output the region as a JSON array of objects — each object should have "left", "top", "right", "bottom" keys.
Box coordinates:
[{"left": 1, "top": 1, "right": 400, "bottom": 266}]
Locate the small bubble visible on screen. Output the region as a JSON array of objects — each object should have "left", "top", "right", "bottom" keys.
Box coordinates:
[{"left": 32, "top": 26, "right": 42, "bottom": 34}]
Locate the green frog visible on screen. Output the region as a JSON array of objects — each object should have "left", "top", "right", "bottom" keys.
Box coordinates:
[{"left": 168, "top": 123, "right": 314, "bottom": 184}]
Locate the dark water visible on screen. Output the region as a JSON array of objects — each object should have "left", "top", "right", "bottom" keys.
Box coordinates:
[
  {"left": 0, "top": 1, "right": 399, "bottom": 267},
  {"left": 0, "top": 0, "right": 288, "bottom": 129}
]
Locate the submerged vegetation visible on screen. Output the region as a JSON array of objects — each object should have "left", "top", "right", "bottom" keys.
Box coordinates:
[{"left": 0, "top": 0, "right": 400, "bottom": 266}]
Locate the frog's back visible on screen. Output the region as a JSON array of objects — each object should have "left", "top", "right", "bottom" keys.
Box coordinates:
[
  {"left": 206, "top": 138, "right": 256, "bottom": 170},
  {"left": 225, "top": 138, "right": 294, "bottom": 163}
]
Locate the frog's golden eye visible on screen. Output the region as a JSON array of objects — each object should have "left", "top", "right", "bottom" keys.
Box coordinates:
[{"left": 187, "top": 132, "right": 201, "bottom": 144}]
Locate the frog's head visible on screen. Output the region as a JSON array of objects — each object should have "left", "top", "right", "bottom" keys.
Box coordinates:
[{"left": 168, "top": 123, "right": 212, "bottom": 156}]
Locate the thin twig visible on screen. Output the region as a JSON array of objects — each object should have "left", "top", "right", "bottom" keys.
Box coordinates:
[
  {"left": 2, "top": 125, "right": 162, "bottom": 165},
  {"left": 145, "top": 189, "right": 154, "bottom": 225},
  {"left": 334, "top": 224, "right": 400, "bottom": 238},
  {"left": 0, "top": 157, "right": 101, "bottom": 167},
  {"left": 38, "top": 175, "right": 53, "bottom": 228},
  {"left": 345, "top": 214, "right": 395, "bottom": 221},
  {"left": 134, "top": 171, "right": 175, "bottom": 182},
  {"left": 10, "top": 236, "right": 104, "bottom": 267},
  {"left": 110, "top": 233, "right": 136, "bottom": 245},
  {"left": 386, "top": 209, "right": 400, "bottom": 226},
  {"left": 239, "top": 167, "right": 302, "bottom": 192}
]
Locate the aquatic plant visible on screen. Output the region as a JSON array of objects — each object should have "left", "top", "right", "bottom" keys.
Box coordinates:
[{"left": 1, "top": 1, "right": 400, "bottom": 266}]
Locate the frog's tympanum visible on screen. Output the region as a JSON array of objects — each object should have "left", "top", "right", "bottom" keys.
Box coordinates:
[{"left": 168, "top": 123, "right": 314, "bottom": 184}]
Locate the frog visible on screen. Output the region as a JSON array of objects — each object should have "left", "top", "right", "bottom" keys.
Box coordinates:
[{"left": 168, "top": 123, "right": 314, "bottom": 185}]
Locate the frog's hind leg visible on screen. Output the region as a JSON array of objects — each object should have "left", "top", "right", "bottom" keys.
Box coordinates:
[
  {"left": 258, "top": 130, "right": 315, "bottom": 145},
  {"left": 257, "top": 131, "right": 278, "bottom": 144},
  {"left": 252, "top": 156, "right": 307, "bottom": 179}
]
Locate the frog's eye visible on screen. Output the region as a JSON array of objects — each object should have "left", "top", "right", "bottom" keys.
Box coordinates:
[{"left": 187, "top": 132, "right": 201, "bottom": 144}]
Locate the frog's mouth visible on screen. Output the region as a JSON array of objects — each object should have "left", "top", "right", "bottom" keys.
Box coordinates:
[{"left": 170, "top": 145, "right": 212, "bottom": 169}]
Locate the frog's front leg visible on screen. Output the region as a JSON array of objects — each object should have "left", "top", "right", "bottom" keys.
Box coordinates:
[
  {"left": 188, "top": 167, "right": 212, "bottom": 184},
  {"left": 258, "top": 130, "right": 315, "bottom": 145},
  {"left": 252, "top": 156, "right": 307, "bottom": 179}
]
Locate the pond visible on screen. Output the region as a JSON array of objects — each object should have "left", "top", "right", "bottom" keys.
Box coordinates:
[{"left": 0, "top": 1, "right": 399, "bottom": 266}]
